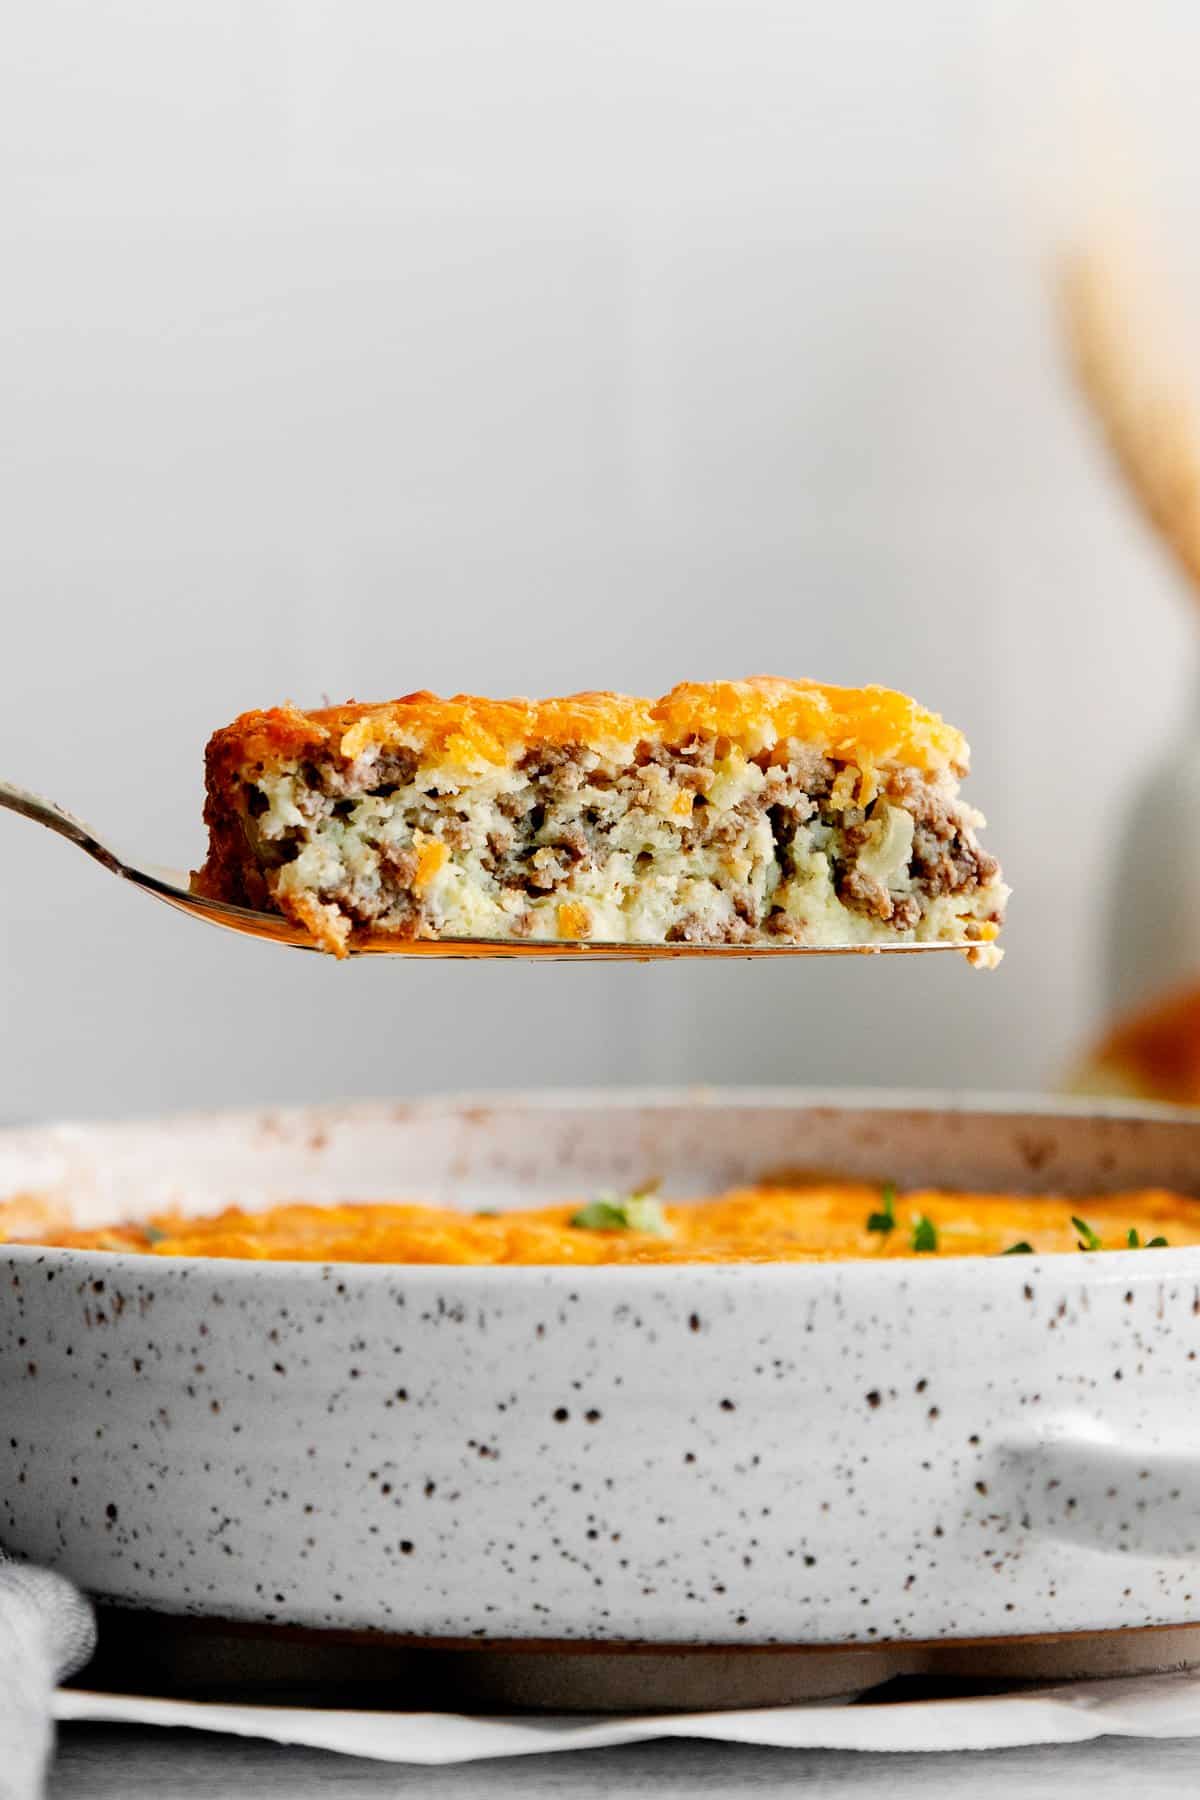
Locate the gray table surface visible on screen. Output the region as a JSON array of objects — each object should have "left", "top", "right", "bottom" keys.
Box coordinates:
[{"left": 47, "top": 1727, "right": 1200, "bottom": 1797}]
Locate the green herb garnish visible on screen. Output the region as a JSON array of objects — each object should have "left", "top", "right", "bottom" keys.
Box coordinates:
[
  {"left": 1001, "top": 1240, "right": 1034, "bottom": 1255},
  {"left": 144, "top": 1224, "right": 168, "bottom": 1246},
  {"left": 1072, "top": 1215, "right": 1102, "bottom": 1253},
  {"left": 570, "top": 1191, "right": 671, "bottom": 1237},
  {"left": 866, "top": 1183, "right": 897, "bottom": 1236},
  {"left": 1146, "top": 1236, "right": 1169, "bottom": 1248},
  {"left": 910, "top": 1214, "right": 938, "bottom": 1254},
  {"left": 1126, "top": 1228, "right": 1168, "bottom": 1249}
]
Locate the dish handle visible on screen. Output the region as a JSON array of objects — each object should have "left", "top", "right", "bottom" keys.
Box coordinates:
[{"left": 997, "top": 1416, "right": 1200, "bottom": 1559}]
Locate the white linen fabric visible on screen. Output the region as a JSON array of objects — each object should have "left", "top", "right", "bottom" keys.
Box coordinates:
[
  {"left": 0, "top": 1556, "right": 95, "bottom": 1800},
  {"left": 52, "top": 1669, "right": 1200, "bottom": 1765}
]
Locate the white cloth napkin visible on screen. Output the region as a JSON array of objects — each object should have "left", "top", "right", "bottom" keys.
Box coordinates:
[
  {"left": 0, "top": 1557, "right": 95, "bottom": 1800},
  {"left": 14, "top": 1556, "right": 1200, "bottom": 1775},
  {"left": 51, "top": 1669, "right": 1200, "bottom": 1763}
]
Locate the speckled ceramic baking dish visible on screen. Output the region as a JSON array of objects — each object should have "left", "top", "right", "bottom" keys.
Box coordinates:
[{"left": 4, "top": 1089, "right": 1200, "bottom": 1655}]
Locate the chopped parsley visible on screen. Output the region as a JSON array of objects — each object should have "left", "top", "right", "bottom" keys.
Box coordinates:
[
  {"left": 1000, "top": 1222, "right": 1170, "bottom": 1256},
  {"left": 866, "top": 1184, "right": 897, "bottom": 1236},
  {"left": 570, "top": 1191, "right": 671, "bottom": 1237},
  {"left": 143, "top": 1224, "right": 168, "bottom": 1246},
  {"left": 1072, "top": 1215, "right": 1102, "bottom": 1253},
  {"left": 910, "top": 1214, "right": 938, "bottom": 1254}
]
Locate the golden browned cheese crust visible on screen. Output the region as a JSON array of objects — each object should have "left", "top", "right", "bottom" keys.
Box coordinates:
[
  {"left": 26, "top": 1182, "right": 1199, "bottom": 1264},
  {"left": 195, "top": 677, "right": 1005, "bottom": 957},
  {"left": 202, "top": 679, "right": 969, "bottom": 780}
]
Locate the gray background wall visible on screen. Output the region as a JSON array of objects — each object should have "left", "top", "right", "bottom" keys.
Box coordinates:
[{"left": 2, "top": 0, "right": 1196, "bottom": 1122}]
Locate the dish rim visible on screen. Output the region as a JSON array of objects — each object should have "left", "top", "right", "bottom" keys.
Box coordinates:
[{"left": 5, "top": 1085, "right": 1200, "bottom": 1284}]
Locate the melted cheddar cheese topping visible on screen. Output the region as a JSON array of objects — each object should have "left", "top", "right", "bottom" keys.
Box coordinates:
[
  {"left": 205, "top": 676, "right": 968, "bottom": 785},
  {"left": 29, "top": 1183, "right": 1200, "bottom": 1264}
]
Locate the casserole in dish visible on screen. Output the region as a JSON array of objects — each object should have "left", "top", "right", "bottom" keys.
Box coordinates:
[{"left": 3, "top": 1091, "right": 1199, "bottom": 1668}]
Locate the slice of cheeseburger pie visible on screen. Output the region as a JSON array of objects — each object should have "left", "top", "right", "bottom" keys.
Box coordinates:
[{"left": 194, "top": 677, "right": 1008, "bottom": 961}]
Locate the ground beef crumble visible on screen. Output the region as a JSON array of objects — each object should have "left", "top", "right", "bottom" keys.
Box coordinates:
[{"left": 239, "top": 736, "right": 998, "bottom": 942}]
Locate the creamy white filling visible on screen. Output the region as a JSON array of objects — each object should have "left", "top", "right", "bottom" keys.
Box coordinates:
[
  {"left": 854, "top": 801, "right": 915, "bottom": 887},
  {"left": 251, "top": 752, "right": 1005, "bottom": 947}
]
